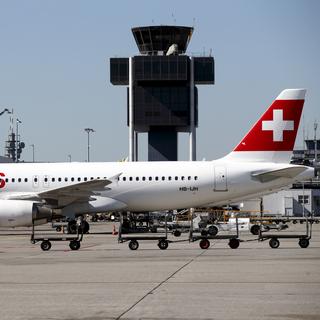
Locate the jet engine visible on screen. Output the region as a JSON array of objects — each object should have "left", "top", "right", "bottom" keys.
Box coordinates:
[{"left": 0, "top": 200, "right": 52, "bottom": 227}]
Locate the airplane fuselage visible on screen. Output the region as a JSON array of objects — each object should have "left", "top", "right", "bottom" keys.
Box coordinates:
[{"left": 0, "top": 160, "right": 311, "bottom": 213}]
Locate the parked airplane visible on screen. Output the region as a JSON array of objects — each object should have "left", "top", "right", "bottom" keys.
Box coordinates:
[{"left": 0, "top": 89, "right": 314, "bottom": 233}]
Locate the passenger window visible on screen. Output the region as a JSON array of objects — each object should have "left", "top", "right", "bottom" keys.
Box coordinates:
[
  {"left": 5, "top": 178, "right": 8, "bottom": 182},
  {"left": 52, "top": 178, "right": 55, "bottom": 182},
  {"left": 24, "top": 178, "right": 28, "bottom": 182},
  {"left": 175, "top": 176, "right": 178, "bottom": 181},
  {"left": 195, "top": 176, "right": 198, "bottom": 180},
  {"left": 71, "top": 177, "right": 74, "bottom": 182},
  {"left": 78, "top": 177, "right": 81, "bottom": 182},
  {"left": 123, "top": 177, "right": 126, "bottom": 181},
  {"left": 84, "top": 177, "right": 87, "bottom": 181},
  {"left": 18, "top": 178, "right": 21, "bottom": 182},
  {"left": 142, "top": 177, "right": 146, "bottom": 181},
  {"left": 149, "top": 177, "right": 152, "bottom": 181},
  {"left": 181, "top": 176, "right": 185, "bottom": 181},
  {"left": 155, "top": 177, "right": 159, "bottom": 181},
  {"left": 65, "top": 177, "right": 68, "bottom": 182},
  {"left": 12, "top": 178, "right": 15, "bottom": 183},
  {"left": 58, "top": 178, "right": 62, "bottom": 182},
  {"left": 162, "top": 176, "right": 165, "bottom": 181},
  {"left": 188, "top": 176, "right": 191, "bottom": 180},
  {"left": 168, "top": 176, "right": 172, "bottom": 181},
  {"left": 129, "top": 177, "right": 133, "bottom": 181},
  {"left": 90, "top": 177, "right": 94, "bottom": 180},
  {"left": 33, "top": 178, "right": 37, "bottom": 183},
  {"left": 136, "top": 177, "right": 139, "bottom": 181},
  {"left": 44, "top": 177, "right": 48, "bottom": 182}
]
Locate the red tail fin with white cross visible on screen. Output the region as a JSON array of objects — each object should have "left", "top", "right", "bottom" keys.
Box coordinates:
[{"left": 224, "top": 89, "right": 306, "bottom": 163}]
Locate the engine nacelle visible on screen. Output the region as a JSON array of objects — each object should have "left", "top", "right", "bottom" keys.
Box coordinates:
[{"left": 0, "top": 200, "right": 52, "bottom": 227}]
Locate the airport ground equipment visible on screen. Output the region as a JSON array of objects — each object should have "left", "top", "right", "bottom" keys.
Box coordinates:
[
  {"left": 118, "top": 212, "right": 171, "bottom": 250},
  {"left": 189, "top": 216, "right": 241, "bottom": 249},
  {"left": 30, "top": 220, "right": 83, "bottom": 251},
  {"left": 257, "top": 217, "right": 312, "bottom": 249}
]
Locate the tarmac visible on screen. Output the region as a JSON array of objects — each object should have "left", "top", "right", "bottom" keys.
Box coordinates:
[{"left": 0, "top": 222, "right": 320, "bottom": 320}]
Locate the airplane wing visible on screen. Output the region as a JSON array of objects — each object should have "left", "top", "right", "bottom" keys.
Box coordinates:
[
  {"left": 251, "top": 167, "right": 307, "bottom": 183},
  {"left": 6, "top": 173, "right": 122, "bottom": 207},
  {"left": 38, "top": 173, "right": 122, "bottom": 207}
]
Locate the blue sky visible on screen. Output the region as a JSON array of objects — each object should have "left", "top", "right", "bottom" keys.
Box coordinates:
[{"left": 0, "top": 0, "right": 319, "bottom": 162}]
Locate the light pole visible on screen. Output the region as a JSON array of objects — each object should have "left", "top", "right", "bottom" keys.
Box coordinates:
[
  {"left": 84, "top": 128, "right": 95, "bottom": 162},
  {"left": 0, "top": 108, "right": 12, "bottom": 116},
  {"left": 30, "top": 144, "right": 35, "bottom": 162},
  {"left": 68, "top": 154, "right": 72, "bottom": 162}
]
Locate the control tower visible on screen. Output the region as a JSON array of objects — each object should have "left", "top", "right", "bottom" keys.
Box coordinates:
[{"left": 110, "top": 25, "right": 214, "bottom": 161}]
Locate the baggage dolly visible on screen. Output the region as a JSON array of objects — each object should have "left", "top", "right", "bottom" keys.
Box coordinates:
[
  {"left": 30, "top": 220, "right": 84, "bottom": 251},
  {"left": 118, "top": 213, "right": 170, "bottom": 250},
  {"left": 258, "top": 217, "right": 312, "bottom": 249},
  {"left": 190, "top": 216, "right": 241, "bottom": 249}
]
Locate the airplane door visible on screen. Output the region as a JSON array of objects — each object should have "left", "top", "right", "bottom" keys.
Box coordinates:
[
  {"left": 32, "top": 175, "right": 39, "bottom": 189},
  {"left": 214, "top": 166, "right": 227, "bottom": 191}
]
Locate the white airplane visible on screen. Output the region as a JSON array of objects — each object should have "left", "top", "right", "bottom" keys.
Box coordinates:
[{"left": 0, "top": 89, "right": 314, "bottom": 233}]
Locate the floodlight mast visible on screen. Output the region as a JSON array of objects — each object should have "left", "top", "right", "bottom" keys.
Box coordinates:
[{"left": 84, "top": 128, "right": 95, "bottom": 162}]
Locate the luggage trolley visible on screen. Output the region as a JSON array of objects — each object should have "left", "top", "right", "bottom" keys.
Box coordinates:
[
  {"left": 258, "top": 217, "right": 312, "bottom": 249},
  {"left": 30, "top": 220, "right": 84, "bottom": 251},
  {"left": 190, "top": 214, "right": 241, "bottom": 250},
  {"left": 118, "top": 212, "right": 170, "bottom": 250}
]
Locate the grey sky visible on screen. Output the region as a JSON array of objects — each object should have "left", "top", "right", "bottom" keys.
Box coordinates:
[{"left": 0, "top": 0, "right": 319, "bottom": 162}]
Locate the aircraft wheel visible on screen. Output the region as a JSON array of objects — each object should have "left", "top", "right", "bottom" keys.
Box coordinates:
[
  {"left": 208, "top": 225, "right": 218, "bottom": 236},
  {"left": 67, "top": 220, "right": 77, "bottom": 234},
  {"left": 228, "top": 238, "right": 240, "bottom": 249},
  {"left": 199, "top": 238, "right": 210, "bottom": 250},
  {"left": 41, "top": 240, "right": 52, "bottom": 251},
  {"left": 128, "top": 240, "right": 139, "bottom": 250},
  {"left": 315, "top": 220, "right": 319, "bottom": 224},
  {"left": 299, "top": 238, "right": 309, "bottom": 248},
  {"left": 250, "top": 224, "right": 260, "bottom": 235},
  {"left": 173, "top": 230, "right": 181, "bottom": 237},
  {"left": 69, "top": 240, "right": 81, "bottom": 251},
  {"left": 269, "top": 238, "right": 280, "bottom": 249},
  {"left": 158, "top": 239, "right": 169, "bottom": 250}
]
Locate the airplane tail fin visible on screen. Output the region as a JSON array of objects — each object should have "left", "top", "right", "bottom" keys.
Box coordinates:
[{"left": 224, "top": 89, "right": 306, "bottom": 163}]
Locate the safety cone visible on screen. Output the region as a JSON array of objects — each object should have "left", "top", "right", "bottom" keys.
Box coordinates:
[{"left": 112, "top": 224, "right": 118, "bottom": 236}]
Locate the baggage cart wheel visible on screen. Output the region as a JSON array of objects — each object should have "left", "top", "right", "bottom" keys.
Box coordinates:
[
  {"left": 55, "top": 226, "right": 62, "bottom": 232},
  {"left": 250, "top": 224, "right": 260, "bottom": 235},
  {"left": 199, "top": 238, "right": 210, "bottom": 250},
  {"left": 269, "top": 238, "right": 280, "bottom": 249},
  {"left": 40, "top": 240, "right": 52, "bottom": 251},
  {"left": 128, "top": 240, "right": 139, "bottom": 250},
  {"left": 158, "top": 239, "right": 169, "bottom": 250},
  {"left": 173, "top": 230, "right": 181, "bottom": 237},
  {"left": 69, "top": 240, "right": 81, "bottom": 251},
  {"left": 228, "top": 238, "right": 240, "bottom": 249},
  {"left": 299, "top": 238, "right": 309, "bottom": 248},
  {"left": 293, "top": 220, "right": 297, "bottom": 224}
]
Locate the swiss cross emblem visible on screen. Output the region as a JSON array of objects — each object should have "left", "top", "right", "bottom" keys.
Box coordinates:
[{"left": 262, "top": 109, "right": 294, "bottom": 142}]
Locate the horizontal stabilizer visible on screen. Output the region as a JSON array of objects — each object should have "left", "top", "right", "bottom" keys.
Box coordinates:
[{"left": 251, "top": 166, "right": 307, "bottom": 183}]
